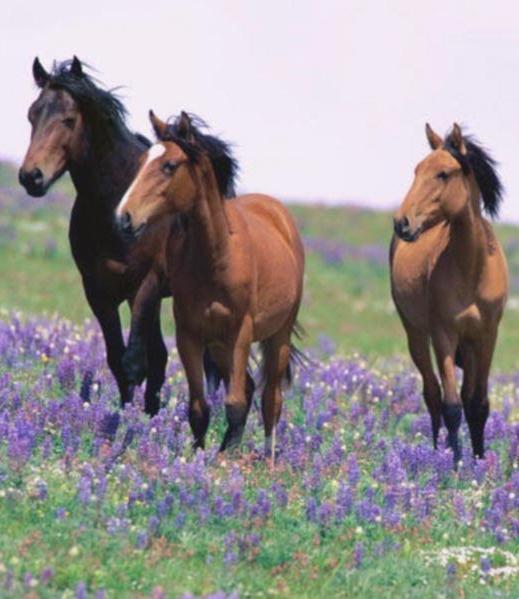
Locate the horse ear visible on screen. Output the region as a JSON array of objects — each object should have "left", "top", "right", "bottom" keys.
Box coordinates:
[
  {"left": 450, "top": 123, "right": 467, "bottom": 155},
  {"left": 425, "top": 123, "right": 443, "bottom": 150},
  {"left": 149, "top": 110, "right": 168, "bottom": 139},
  {"left": 176, "top": 111, "right": 195, "bottom": 143},
  {"left": 70, "top": 56, "right": 83, "bottom": 77},
  {"left": 33, "top": 57, "right": 49, "bottom": 88}
]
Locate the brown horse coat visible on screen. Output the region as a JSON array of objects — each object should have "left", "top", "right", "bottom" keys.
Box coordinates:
[
  {"left": 391, "top": 123, "right": 508, "bottom": 462},
  {"left": 117, "top": 112, "right": 305, "bottom": 455}
]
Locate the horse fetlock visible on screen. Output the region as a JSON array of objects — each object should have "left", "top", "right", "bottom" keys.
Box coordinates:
[
  {"left": 122, "top": 342, "right": 148, "bottom": 385},
  {"left": 144, "top": 390, "right": 161, "bottom": 418}
]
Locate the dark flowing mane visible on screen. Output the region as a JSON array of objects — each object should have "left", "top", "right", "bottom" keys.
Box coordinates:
[
  {"left": 45, "top": 59, "right": 150, "bottom": 149},
  {"left": 444, "top": 129, "right": 503, "bottom": 219},
  {"left": 159, "top": 114, "right": 239, "bottom": 198}
]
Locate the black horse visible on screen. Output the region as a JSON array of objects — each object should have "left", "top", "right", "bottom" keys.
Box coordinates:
[{"left": 19, "top": 57, "right": 234, "bottom": 414}]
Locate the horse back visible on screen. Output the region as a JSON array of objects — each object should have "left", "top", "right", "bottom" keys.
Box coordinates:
[{"left": 232, "top": 194, "right": 304, "bottom": 265}]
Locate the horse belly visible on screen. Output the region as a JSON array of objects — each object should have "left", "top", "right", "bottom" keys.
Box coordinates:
[{"left": 252, "top": 246, "right": 301, "bottom": 341}]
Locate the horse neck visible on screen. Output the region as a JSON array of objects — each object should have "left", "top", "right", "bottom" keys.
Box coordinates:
[
  {"left": 449, "top": 177, "right": 486, "bottom": 277},
  {"left": 69, "top": 126, "right": 143, "bottom": 214},
  {"left": 187, "top": 163, "right": 231, "bottom": 273}
]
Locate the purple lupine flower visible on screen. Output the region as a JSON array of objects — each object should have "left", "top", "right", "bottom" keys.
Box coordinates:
[
  {"left": 40, "top": 567, "right": 54, "bottom": 585},
  {"left": 76, "top": 581, "right": 88, "bottom": 599},
  {"left": 480, "top": 556, "right": 492, "bottom": 575},
  {"left": 306, "top": 497, "right": 318, "bottom": 522},
  {"left": 353, "top": 542, "right": 364, "bottom": 567},
  {"left": 136, "top": 531, "right": 150, "bottom": 549}
]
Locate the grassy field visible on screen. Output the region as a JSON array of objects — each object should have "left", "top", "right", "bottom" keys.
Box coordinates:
[{"left": 0, "top": 161, "right": 518, "bottom": 598}]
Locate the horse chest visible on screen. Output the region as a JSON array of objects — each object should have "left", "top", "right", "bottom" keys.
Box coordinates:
[{"left": 391, "top": 234, "right": 448, "bottom": 329}]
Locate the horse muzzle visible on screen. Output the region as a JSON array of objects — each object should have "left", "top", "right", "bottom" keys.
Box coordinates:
[
  {"left": 116, "top": 212, "right": 147, "bottom": 241},
  {"left": 393, "top": 216, "right": 421, "bottom": 242},
  {"left": 18, "top": 167, "right": 47, "bottom": 197}
]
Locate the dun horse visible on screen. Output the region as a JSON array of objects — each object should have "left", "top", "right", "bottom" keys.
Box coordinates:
[
  {"left": 391, "top": 123, "right": 508, "bottom": 463},
  {"left": 116, "top": 111, "right": 305, "bottom": 456},
  {"left": 19, "top": 57, "right": 225, "bottom": 415}
]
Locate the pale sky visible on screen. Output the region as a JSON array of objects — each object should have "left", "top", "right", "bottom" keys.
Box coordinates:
[{"left": 3, "top": 1, "right": 519, "bottom": 220}]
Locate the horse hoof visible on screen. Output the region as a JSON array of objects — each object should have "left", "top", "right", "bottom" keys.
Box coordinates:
[
  {"left": 192, "top": 438, "right": 206, "bottom": 451},
  {"left": 219, "top": 427, "right": 244, "bottom": 453}
]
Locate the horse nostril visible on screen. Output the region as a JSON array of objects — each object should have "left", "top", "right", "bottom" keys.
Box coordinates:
[
  {"left": 31, "top": 168, "right": 43, "bottom": 187},
  {"left": 394, "top": 217, "right": 411, "bottom": 238},
  {"left": 18, "top": 169, "right": 28, "bottom": 186},
  {"left": 119, "top": 212, "right": 133, "bottom": 233}
]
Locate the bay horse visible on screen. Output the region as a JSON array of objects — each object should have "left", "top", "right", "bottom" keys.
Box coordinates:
[
  {"left": 19, "top": 57, "right": 228, "bottom": 415},
  {"left": 116, "top": 111, "right": 305, "bottom": 457},
  {"left": 390, "top": 123, "right": 508, "bottom": 463}
]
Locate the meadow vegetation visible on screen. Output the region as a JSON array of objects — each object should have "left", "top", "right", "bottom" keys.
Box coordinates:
[{"left": 0, "top": 161, "right": 517, "bottom": 597}]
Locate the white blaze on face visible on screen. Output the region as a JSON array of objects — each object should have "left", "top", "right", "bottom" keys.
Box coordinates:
[{"left": 116, "top": 143, "right": 166, "bottom": 217}]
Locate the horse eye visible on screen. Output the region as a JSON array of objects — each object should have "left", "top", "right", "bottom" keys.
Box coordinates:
[
  {"left": 62, "top": 117, "right": 76, "bottom": 130},
  {"left": 437, "top": 171, "right": 449, "bottom": 181},
  {"left": 161, "top": 161, "right": 177, "bottom": 175}
]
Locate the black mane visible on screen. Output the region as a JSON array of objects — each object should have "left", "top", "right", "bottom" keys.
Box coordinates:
[
  {"left": 444, "top": 129, "right": 503, "bottom": 219},
  {"left": 45, "top": 59, "right": 150, "bottom": 149},
  {"left": 159, "top": 114, "right": 239, "bottom": 198}
]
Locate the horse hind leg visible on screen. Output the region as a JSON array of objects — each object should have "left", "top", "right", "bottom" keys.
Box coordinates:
[
  {"left": 260, "top": 327, "right": 293, "bottom": 466},
  {"left": 405, "top": 324, "right": 442, "bottom": 448},
  {"left": 464, "top": 331, "right": 496, "bottom": 459},
  {"left": 432, "top": 330, "right": 463, "bottom": 465}
]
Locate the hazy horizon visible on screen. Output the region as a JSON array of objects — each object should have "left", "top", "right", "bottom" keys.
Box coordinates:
[{"left": 3, "top": 1, "right": 519, "bottom": 220}]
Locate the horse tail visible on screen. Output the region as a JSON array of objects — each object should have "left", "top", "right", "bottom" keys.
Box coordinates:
[{"left": 283, "top": 320, "right": 312, "bottom": 386}]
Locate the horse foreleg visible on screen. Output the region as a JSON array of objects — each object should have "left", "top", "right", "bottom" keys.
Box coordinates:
[
  {"left": 176, "top": 329, "right": 209, "bottom": 449},
  {"left": 143, "top": 306, "right": 168, "bottom": 417},
  {"left": 464, "top": 330, "right": 496, "bottom": 459},
  {"left": 123, "top": 269, "right": 162, "bottom": 387},
  {"left": 220, "top": 318, "right": 254, "bottom": 452},
  {"left": 405, "top": 325, "right": 442, "bottom": 448},
  {"left": 83, "top": 282, "right": 133, "bottom": 407},
  {"left": 432, "top": 330, "right": 462, "bottom": 464}
]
